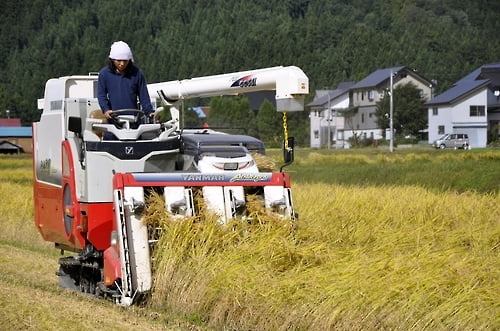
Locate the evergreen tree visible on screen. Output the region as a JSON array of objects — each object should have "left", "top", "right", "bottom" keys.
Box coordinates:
[
  {"left": 207, "top": 97, "right": 233, "bottom": 129},
  {"left": 256, "top": 99, "right": 282, "bottom": 146},
  {"left": 207, "top": 96, "right": 256, "bottom": 135},
  {"left": 286, "top": 110, "right": 310, "bottom": 147},
  {"left": 182, "top": 108, "right": 204, "bottom": 128}
]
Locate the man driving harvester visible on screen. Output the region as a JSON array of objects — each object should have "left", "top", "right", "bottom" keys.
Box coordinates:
[{"left": 97, "top": 41, "right": 154, "bottom": 138}]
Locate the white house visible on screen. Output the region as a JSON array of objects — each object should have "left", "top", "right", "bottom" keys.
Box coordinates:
[
  {"left": 308, "top": 66, "right": 433, "bottom": 148},
  {"left": 307, "top": 81, "right": 355, "bottom": 148},
  {"left": 426, "top": 62, "right": 500, "bottom": 148},
  {"left": 344, "top": 66, "right": 433, "bottom": 143}
]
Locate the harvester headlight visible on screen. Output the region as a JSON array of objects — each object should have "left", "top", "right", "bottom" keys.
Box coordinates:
[
  {"left": 212, "top": 161, "right": 254, "bottom": 170},
  {"left": 223, "top": 162, "right": 238, "bottom": 170}
]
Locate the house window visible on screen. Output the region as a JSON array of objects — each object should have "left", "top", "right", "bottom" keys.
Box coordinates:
[
  {"left": 438, "top": 125, "right": 445, "bottom": 135},
  {"left": 432, "top": 107, "right": 438, "bottom": 116},
  {"left": 470, "top": 105, "right": 485, "bottom": 116},
  {"left": 314, "top": 130, "right": 319, "bottom": 139},
  {"left": 361, "top": 113, "right": 365, "bottom": 123},
  {"left": 368, "top": 90, "right": 375, "bottom": 101}
]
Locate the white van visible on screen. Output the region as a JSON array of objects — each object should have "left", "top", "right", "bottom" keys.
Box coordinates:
[{"left": 432, "top": 133, "right": 470, "bottom": 150}]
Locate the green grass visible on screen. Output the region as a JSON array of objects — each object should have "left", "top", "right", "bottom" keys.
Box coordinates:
[{"left": 281, "top": 147, "right": 500, "bottom": 194}]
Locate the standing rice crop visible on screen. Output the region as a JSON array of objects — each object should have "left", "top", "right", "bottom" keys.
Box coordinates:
[
  {"left": 1, "top": 152, "right": 498, "bottom": 329},
  {"left": 148, "top": 183, "right": 499, "bottom": 330}
]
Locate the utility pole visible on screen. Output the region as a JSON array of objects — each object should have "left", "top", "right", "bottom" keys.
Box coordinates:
[
  {"left": 389, "top": 70, "right": 394, "bottom": 153},
  {"left": 334, "top": 107, "right": 338, "bottom": 149},
  {"left": 327, "top": 95, "right": 331, "bottom": 149}
]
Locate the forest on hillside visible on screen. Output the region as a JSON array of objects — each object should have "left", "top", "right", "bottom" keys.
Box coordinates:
[{"left": 1, "top": 0, "right": 499, "bottom": 139}]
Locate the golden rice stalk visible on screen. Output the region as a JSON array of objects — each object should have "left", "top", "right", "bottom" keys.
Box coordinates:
[{"left": 252, "top": 152, "right": 277, "bottom": 172}]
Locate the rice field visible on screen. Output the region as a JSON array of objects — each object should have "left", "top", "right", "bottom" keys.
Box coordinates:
[
  {"left": 148, "top": 183, "right": 499, "bottom": 330},
  {"left": 0, "top": 150, "right": 499, "bottom": 330}
]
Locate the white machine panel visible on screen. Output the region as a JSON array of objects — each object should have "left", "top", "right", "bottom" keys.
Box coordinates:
[
  {"left": 202, "top": 186, "right": 226, "bottom": 223},
  {"left": 164, "top": 187, "right": 194, "bottom": 217},
  {"left": 120, "top": 186, "right": 152, "bottom": 297}
]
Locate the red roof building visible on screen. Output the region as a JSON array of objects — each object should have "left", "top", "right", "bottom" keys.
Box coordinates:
[{"left": 0, "top": 118, "right": 22, "bottom": 127}]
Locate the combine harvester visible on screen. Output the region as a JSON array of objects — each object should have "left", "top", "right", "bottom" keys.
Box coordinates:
[{"left": 33, "top": 66, "right": 308, "bottom": 306}]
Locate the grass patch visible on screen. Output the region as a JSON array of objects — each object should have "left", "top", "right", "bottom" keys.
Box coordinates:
[
  {"left": 0, "top": 245, "right": 183, "bottom": 330},
  {"left": 0, "top": 154, "right": 32, "bottom": 169},
  {"left": 283, "top": 148, "right": 500, "bottom": 194}
]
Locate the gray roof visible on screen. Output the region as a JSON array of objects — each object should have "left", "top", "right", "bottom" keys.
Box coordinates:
[
  {"left": 0, "top": 127, "right": 32, "bottom": 137},
  {"left": 0, "top": 140, "right": 23, "bottom": 152},
  {"left": 426, "top": 62, "right": 500, "bottom": 105},
  {"left": 307, "top": 81, "right": 355, "bottom": 107},
  {"left": 308, "top": 65, "right": 433, "bottom": 109},
  {"left": 351, "top": 66, "right": 406, "bottom": 89},
  {"left": 477, "top": 63, "right": 500, "bottom": 86},
  {"left": 425, "top": 79, "right": 489, "bottom": 105}
]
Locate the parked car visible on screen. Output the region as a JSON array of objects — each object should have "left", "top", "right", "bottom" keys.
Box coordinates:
[{"left": 432, "top": 133, "right": 470, "bottom": 149}]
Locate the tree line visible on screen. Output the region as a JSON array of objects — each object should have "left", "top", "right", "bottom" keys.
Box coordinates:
[{"left": 1, "top": 0, "right": 499, "bottom": 145}]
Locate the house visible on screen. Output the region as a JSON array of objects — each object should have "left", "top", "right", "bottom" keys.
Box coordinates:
[
  {"left": 307, "top": 82, "right": 355, "bottom": 148},
  {"left": 0, "top": 121, "right": 33, "bottom": 153},
  {"left": 0, "top": 140, "right": 24, "bottom": 154},
  {"left": 343, "top": 66, "right": 433, "bottom": 143},
  {"left": 308, "top": 66, "right": 433, "bottom": 148},
  {"left": 426, "top": 62, "right": 500, "bottom": 148}
]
